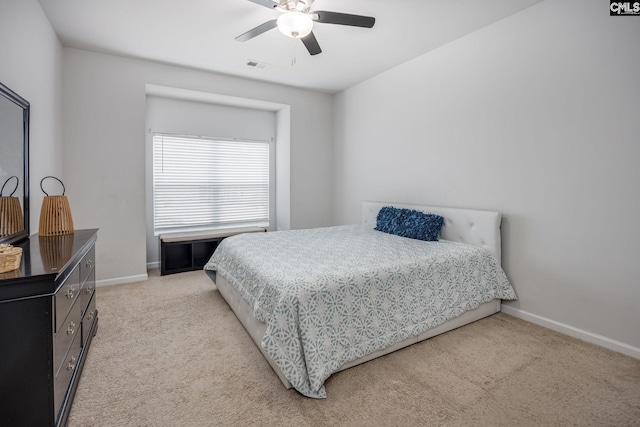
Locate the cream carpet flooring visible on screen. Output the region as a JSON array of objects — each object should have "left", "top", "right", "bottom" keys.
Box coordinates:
[{"left": 68, "top": 270, "right": 640, "bottom": 427}]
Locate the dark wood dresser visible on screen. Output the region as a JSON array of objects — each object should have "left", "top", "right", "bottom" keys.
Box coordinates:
[{"left": 0, "top": 229, "right": 98, "bottom": 427}]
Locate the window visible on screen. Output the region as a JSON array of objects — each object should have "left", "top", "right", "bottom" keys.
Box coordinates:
[{"left": 152, "top": 134, "right": 269, "bottom": 234}]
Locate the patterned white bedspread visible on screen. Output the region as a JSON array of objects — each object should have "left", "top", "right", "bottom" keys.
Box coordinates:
[{"left": 204, "top": 225, "right": 517, "bottom": 398}]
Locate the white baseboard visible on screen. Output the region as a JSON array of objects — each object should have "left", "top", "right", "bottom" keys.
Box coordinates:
[
  {"left": 500, "top": 305, "right": 640, "bottom": 360},
  {"left": 96, "top": 273, "right": 149, "bottom": 287},
  {"left": 147, "top": 261, "right": 160, "bottom": 270}
]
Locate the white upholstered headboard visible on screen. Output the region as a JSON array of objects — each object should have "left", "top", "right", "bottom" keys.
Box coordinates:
[{"left": 362, "top": 201, "right": 503, "bottom": 265}]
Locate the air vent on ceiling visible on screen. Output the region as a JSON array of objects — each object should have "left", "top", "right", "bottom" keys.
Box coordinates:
[{"left": 246, "top": 60, "right": 270, "bottom": 69}]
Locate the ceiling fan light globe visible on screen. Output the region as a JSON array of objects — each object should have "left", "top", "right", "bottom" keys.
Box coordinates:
[{"left": 277, "top": 11, "right": 313, "bottom": 39}]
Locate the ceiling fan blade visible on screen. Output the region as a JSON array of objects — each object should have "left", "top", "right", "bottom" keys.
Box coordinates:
[
  {"left": 313, "top": 11, "right": 375, "bottom": 28},
  {"left": 235, "top": 19, "right": 278, "bottom": 42},
  {"left": 247, "top": 0, "right": 280, "bottom": 10},
  {"left": 301, "top": 32, "right": 322, "bottom": 56}
]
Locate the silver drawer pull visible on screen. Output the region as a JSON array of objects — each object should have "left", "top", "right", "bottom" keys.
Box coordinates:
[
  {"left": 65, "top": 287, "right": 76, "bottom": 299},
  {"left": 66, "top": 321, "right": 76, "bottom": 335},
  {"left": 67, "top": 356, "right": 77, "bottom": 371},
  {"left": 87, "top": 311, "right": 95, "bottom": 321},
  {"left": 85, "top": 286, "right": 93, "bottom": 295},
  {"left": 85, "top": 259, "right": 93, "bottom": 269}
]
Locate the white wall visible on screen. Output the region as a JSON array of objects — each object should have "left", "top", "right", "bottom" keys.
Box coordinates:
[
  {"left": 334, "top": 0, "right": 640, "bottom": 353},
  {"left": 0, "top": 0, "right": 63, "bottom": 234},
  {"left": 63, "top": 48, "right": 334, "bottom": 285},
  {"left": 276, "top": 107, "right": 291, "bottom": 232},
  {"left": 144, "top": 95, "right": 277, "bottom": 264}
]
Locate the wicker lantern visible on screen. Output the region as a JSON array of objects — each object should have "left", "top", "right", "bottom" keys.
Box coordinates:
[
  {"left": 39, "top": 176, "right": 74, "bottom": 236},
  {"left": 0, "top": 176, "right": 23, "bottom": 238}
]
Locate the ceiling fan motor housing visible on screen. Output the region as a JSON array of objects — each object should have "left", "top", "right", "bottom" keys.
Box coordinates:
[{"left": 279, "top": 0, "right": 314, "bottom": 13}]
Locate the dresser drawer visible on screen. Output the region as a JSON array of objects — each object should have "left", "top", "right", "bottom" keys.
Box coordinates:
[
  {"left": 55, "top": 266, "right": 81, "bottom": 332},
  {"left": 54, "top": 330, "right": 82, "bottom": 416},
  {"left": 82, "top": 293, "right": 97, "bottom": 347},
  {"left": 53, "top": 296, "right": 83, "bottom": 377},
  {"left": 79, "top": 246, "right": 95, "bottom": 285},
  {"left": 79, "top": 268, "right": 95, "bottom": 315}
]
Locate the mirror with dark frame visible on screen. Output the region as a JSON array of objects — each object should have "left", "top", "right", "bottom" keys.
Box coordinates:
[{"left": 0, "top": 82, "right": 30, "bottom": 244}]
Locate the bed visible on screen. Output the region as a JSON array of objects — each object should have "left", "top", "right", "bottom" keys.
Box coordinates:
[{"left": 204, "top": 201, "right": 517, "bottom": 398}]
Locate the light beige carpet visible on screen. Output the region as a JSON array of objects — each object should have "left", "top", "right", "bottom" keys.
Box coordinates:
[{"left": 69, "top": 270, "right": 640, "bottom": 427}]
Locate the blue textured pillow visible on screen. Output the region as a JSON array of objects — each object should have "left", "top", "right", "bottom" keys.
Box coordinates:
[{"left": 375, "top": 206, "right": 444, "bottom": 241}]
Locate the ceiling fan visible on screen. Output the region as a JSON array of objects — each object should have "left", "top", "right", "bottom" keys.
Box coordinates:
[{"left": 235, "top": 0, "right": 376, "bottom": 56}]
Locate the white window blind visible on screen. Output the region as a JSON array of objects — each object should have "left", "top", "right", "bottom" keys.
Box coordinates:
[{"left": 153, "top": 134, "right": 269, "bottom": 233}]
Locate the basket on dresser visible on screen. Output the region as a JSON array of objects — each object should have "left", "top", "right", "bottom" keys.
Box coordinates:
[{"left": 0, "top": 244, "right": 22, "bottom": 273}]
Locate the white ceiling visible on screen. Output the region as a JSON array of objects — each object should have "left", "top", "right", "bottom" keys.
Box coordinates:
[{"left": 37, "top": 0, "right": 543, "bottom": 94}]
